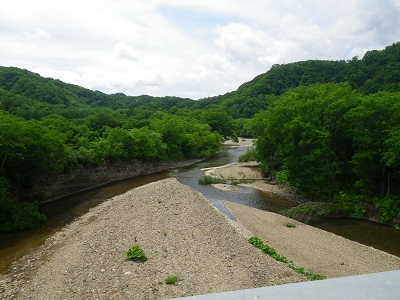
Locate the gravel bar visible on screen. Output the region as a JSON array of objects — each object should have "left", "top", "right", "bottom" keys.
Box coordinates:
[{"left": 0, "top": 178, "right": 305, "bottom": 300}]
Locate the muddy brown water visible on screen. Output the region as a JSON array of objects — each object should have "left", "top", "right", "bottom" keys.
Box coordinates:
[{"left": 1, "top": 146, "right": 400, "bottom": 275}]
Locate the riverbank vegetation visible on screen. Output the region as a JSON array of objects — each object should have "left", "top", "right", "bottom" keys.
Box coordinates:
[
  {"left": 198, "top": 173, "right": 256, "bottom": 185},
  {"left": 246, "top": 44, "right": 400, "bottom": 225},
  {"left": 1, "top": 42, "right": 400, "bottom": 231},
  {"left": 248, "top": 236, "right": 326, "bottom": 281}
]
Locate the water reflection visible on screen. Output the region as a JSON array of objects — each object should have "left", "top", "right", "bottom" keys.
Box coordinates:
[{"left": 313, "top": 218, "right": 400, "bottom": 257}]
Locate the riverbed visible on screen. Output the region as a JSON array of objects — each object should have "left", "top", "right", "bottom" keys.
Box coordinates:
[
  {"left": 1, "top": 145, "right": 400, "bottom": 276},
  {"left": 2, "top": 146, "right": 400, "bottom": 299}
]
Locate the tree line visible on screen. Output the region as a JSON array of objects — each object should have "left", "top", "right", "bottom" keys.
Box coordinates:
[{"left": 1, "top": 42, "right": 400, "bottom": 230}]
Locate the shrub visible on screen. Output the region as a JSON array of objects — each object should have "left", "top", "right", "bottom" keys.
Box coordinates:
[
  {"left": 238, "top": 147, "right": 258, "bottom": 163},
  {"left": 198, "top": 175, "right": 224, "bottom": 185},
  {"left": 275, "top": 170, "right": 289, "bottom": 185},
  {"left": 371, "top": 196, "right": 400, "bottom": 223},
  {"left": 282, "top": 202, "right": 330, "bottom": 223},
  {"left": 165, "top": 275, "right": 179, "bottom": 285},
  {"left": 126, "top": 245, "right": 147, "bottom": 262},
  {"left": 330, "top": 193, "right": 366, "bottom": 219},
  {"left": 198, "top": 173, "right": 255, "bottom": 185},
  {"left": 0, "top": 198, "right": 47, "bottom": 232}
]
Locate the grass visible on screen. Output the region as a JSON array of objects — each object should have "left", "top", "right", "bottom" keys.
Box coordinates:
[
  {"left": 198, "top": 175, "right": 224, "bottom": 185},
  {"left": 165, "top": 275, "right": 179, "bottom": 285},
  {"left": 198, "top": 173, "right": 255, "bottom": 185},
  {"left": 248, "top": 236, "right": 326, "bottom": 281},
  {"left": 285, "top": 222, "right": 297, "bottom": 228}
]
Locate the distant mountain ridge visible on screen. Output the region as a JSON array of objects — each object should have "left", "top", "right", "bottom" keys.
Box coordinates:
[
  {"left": 209, "top": 42, "right": 400, "bottom": 118},
  {"left": 0, "top": 42, "right": 399, "bottom": 119}
]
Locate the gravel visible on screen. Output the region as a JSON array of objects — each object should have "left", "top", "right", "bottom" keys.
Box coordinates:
[
  {"left": 4, "top": 159, "right": 398, "bottom": 299},
  {"left": 225, "top": 201, "right": 400, "bottom": 278},
  {"left": 0, "top": 178, "right": 305, "bottom": 300},
  {"left": 208, "top": 162, "right": 400, "bottom": 278}
]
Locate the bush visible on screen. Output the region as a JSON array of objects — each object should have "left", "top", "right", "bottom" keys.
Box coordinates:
[
  {"left": 282, "top": 202, "right": 331, "bottom": 223},
  {"left": 330, "top": 193, "right": 366, "bottom": 219},
  {"left": 0, "top": 198, "right": 47, "bottom": 232},
  {"left": 126, "top": 245, "right": 147, "bottom": 262},
  {"left": 198, "top": 173, "right": 255, "bottom": 185},
  {"left": 275, "top": 170, "right": 290, "bottom": 185},
  {"left": 165, "top": 275, "right": 179, "bottom": 285},
  {"left": 372, "top": 196, "right": 400, "bottom": 222},
  {"left": 238, "top": 147, "right": 258, "bottom": 163},
  {"left": 198, "top": 175, "right": 224, "bottom": 185}
]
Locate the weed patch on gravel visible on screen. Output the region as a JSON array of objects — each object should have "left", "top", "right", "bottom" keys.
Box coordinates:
[{"left": 248, "top": 236, "right": 326, "bottom": 281}]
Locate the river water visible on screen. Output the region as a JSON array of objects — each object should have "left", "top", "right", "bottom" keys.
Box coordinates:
[{"left": 1, "top": 146, "right": 400, "bottom": 274}]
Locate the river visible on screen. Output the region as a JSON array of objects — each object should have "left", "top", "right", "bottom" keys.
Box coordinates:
[{"left": 1, "top": 146, "right": 400, "bottom": 274}]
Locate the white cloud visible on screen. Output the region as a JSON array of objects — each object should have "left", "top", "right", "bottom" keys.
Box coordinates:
[
  {"left": 113, "top": 42, "right": 141, "bottom": 61},
  {"left": 1, "top": 0, "right": 399, "bottom": 99}
]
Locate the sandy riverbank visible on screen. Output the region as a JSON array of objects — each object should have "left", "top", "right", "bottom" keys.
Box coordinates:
[
  {"left": 206, "top": 162, "right": 400, "bottom": 278},
  {"left": 205, "top": 161, "right": 301, "bottom": 203},
  {"left": 0, "top": 178, "right": 305, "bottom": 300},
  {"left": 2, "top": 158, "right": 400, "bottom": 299}
]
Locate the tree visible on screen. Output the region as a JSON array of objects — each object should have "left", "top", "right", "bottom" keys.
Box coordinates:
[{"left": 251, "top": 83, "right": 359, "bottom": 199}]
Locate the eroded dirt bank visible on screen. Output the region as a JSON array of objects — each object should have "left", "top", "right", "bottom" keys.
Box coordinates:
[{"left": 29, "top": 159, "right": 199, "bottom": 202}]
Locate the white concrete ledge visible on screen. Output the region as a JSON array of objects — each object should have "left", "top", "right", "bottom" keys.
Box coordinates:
[{"left": 168, "top": 270, "right": 400, "bottom": 300}]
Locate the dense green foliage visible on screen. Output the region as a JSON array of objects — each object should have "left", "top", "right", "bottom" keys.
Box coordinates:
[
  {"left": 0, "top": 198, "right": 47, "bottom": 232},
  {"left": 238, "top": 43, "right": 400, "bottom": 223},
  {"left": 1, "top": 42, "right": 400, "bottom": 230},
  {"left": 0, "top": 67, "right": 232, "bottom": 231},
  {"left": 250, "top": 83, "right": 400, "bottom": 220},
  {"left": 198, "top": 173, "right": 255, "bottom": 185},
  {"left": 213, "top": 42, "right": 400, "bottom": 119}
]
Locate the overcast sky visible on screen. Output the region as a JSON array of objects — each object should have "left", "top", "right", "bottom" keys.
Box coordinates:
[{"left": 1, "top": 0, "right": 400, "bottom": 99}]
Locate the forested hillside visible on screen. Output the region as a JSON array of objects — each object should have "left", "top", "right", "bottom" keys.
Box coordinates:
[
  {"left": 1, "top": 42, "right": 400, "bottom": 231},
  {"left": 0, "top": 67, "right": 239, "bottom": 231},
  {"left": 206, "top": 42, "right": 400, "bottom": 119},
  {"left": 243, "top": 43, "right": 400, "bottom": 224}
]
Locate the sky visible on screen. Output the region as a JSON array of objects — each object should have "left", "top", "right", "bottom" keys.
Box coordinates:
[{"left": 1, "top": 0, "right": 400, "bottom": 99}]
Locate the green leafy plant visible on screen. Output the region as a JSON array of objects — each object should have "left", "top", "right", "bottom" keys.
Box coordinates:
[
  {"left": 371, "top": 196, "right": 400, "bottom": 223},
  {"left": 248, "top": 236, "right": 326, "bottom": 281},
  {"left": 198, "top": 173, "right": 255, "bottom": 185},
  {"left": 198, "top": 175, "right": 225, "bottom": 185},
  {"left": 329, "top": 193, "right": 367, "bottom": 219},
  {"left": 282, "top": 202, "right": 330, "bottom": 223},
  {"left": 285, "top": 223, "right": 296, "bottom": 228},
  {"left": 238, "top": 147, "right": 258, "bottom": 163},
  {"left": 0, "top": 198, "right": 47, "bottom": 232},
  {"left": 165, "top": 275, "right": 179, "bottom": 285},
  {"left": 126, "top": 245, "right": 147, "bottom": 262},
  {"left": 227, "top": 172, "right": 256, "bottom": 185}
]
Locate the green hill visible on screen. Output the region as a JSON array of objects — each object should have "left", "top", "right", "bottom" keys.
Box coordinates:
[
  {"left": 1, "top": 42, "right": 400, "bottom": 231},
  {"left": 212, "top": 42, "right": 400, "bottom": 118}
]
